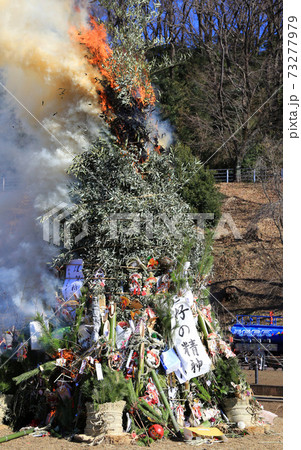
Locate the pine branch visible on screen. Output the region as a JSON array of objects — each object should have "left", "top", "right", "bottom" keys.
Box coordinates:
[{"left": 13, "top": 361, "right": 56, "bottom": 385}]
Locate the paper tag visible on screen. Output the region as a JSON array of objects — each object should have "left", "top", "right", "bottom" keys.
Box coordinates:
[
  {"left": 79, "top": 359, "right": 87, "bottom": 374},
  {"left": 95, "top": 362, "right": 103, "bottom": 381},
  {"left": 55, "top": 357, "right": 67, "bottom": 367}
]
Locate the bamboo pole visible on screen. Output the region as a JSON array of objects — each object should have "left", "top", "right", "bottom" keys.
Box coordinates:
[
  {"left": 150, "top": 369, "right": 182, "bottom": 439},
  {"left": 0, "top": 428, "right": 36, "bottom": 443},
  {"left": 198, "top": 314, "right": 208, "bottom": 339},
  {"left": 109, "top": 302, "right": 117, "bottom": 350},
  {"left": 135, "top": 321, "right": 145, "bottom": 395}
]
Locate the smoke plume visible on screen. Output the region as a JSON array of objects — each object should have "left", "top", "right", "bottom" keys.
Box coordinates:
[{"left": 0, "top": 0, "right": 104, "bottom": 326}]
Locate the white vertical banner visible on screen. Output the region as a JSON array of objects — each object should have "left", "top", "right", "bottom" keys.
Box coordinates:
[{"left": 171, "top": 296, "right": 211, "bottom": 382}]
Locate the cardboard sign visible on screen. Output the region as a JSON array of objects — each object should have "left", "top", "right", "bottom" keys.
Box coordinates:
[{"left": 171, "top": 296, "right": 211, "bottom": 382}]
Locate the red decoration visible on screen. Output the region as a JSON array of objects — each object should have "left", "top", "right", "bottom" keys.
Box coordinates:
[
  {"left": 148, "top": 424, "right": 164, "bottom": 440},
  {"left": 269, "top": 310, "right": 274, "bottom": 324}
]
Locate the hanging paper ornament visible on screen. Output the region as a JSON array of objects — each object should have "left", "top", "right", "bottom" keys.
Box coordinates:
[
  {"left": 116, "top": 323, "right": 132, "bottom": 349},
  {"left": 207, "top": 332, "right": 235, "bottom": 360},
  {"left": 200, "top": 304, "right": 212, "bottom": 323},
  {"left": 148, "top": 424, "right": 164, "bottom": 440},
  {"left": 145, "top": 348, "right": 160, "bottom": 369},
  {"left": 16, "top": 342, "right": 28, "bottom": 360},
  {"left": 156, "top": 274, "right": 170, "bottom": 294},
  {"left": 147, "top": 257, "right": 159, "bottom": 271},
  {"left": 120, "top": 295, "right": 131, "bottom": 310},
  {"left": 145, "top": 307, "right": 157, "bottom": 330},
  {"left": 93, "top": 267, "right": 106, "bottom": 287},
  {"left": 190, "top": 400, "right": 203, "bottom": 426},
  {"left": 125, "top": 350, "right": 139, "bottom": 379},
  {"left": 142, "top": 273, "right": 157, "bottom": 296},
  {"left": 129, "top": 273, "right": 142, "bottom": 296},
  {"left": 176, "top": 404, "right": 185, "bottom": 427}
]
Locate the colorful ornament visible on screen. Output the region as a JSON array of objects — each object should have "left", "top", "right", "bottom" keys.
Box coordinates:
[
  {"left": 147, "top": 257, "right": 159, "bottom": 271},
  {"left": 148, "top": 424, "right": 164, "bottom": 440},
  {"left": 129, "top": 273, "right": 142, "bottom": 296},
  {"left": 176, "top": 404, "right": 185, "bottom": 427},
  {"left": 156, "top": 274, "right": 170, "bottom": 294},
  {"left": 142, "top": 273, "right": 157, "bottom": 296},
  {"left": 146, "top": 348, "right": 160, "bottom": 369},
  {"left": 200, "top": 304, "right": 212, "bottom": 323},
  {"left": 143, "top": 379, "right": 160, "bottom": 405},
  {"left": 120, "top": 295, "right": 131, "bottom": 310},
  {"left": 93, "top": 267, "right": 106, "bottom": 287}
]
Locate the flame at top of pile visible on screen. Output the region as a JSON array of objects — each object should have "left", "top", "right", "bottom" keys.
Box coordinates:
[{"left": 71, "top": 16, "right": 156, "bottom": 114}]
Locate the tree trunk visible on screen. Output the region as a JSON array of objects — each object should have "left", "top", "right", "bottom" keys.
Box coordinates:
[{"left": 235, "top": 157, "right": 242, "bottom": 182}]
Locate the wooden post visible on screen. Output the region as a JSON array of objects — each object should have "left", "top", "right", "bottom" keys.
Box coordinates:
[{"left": 255, "top": 356, "right": 258, "bottom": 384}]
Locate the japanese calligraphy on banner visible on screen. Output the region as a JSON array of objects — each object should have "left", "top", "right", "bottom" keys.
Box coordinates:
[
  {"left": 171, "top": 296, "right": 212, "bottom": 383},
  {"left": 62, "top": 259, "right": 84, "bottom": 301},
  {"left": 65, "top": 259, "right": 84, "bottom": 280}
]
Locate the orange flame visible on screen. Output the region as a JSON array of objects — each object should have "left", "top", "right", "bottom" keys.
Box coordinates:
[
  {"left": 71, "top": 18, "right": 155, "bottom": 113},
  {"left": 71, "top": 18, "right": 112, "bottom": 73}
]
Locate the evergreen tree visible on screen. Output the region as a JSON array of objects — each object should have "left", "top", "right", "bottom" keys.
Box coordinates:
[{"left": 57, "top": 2, "right": 204, "bottom": 292}]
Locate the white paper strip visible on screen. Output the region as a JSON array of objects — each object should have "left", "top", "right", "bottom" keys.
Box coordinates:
[{"left": 95, "top": 362, "right": 104, "bottom": 381}]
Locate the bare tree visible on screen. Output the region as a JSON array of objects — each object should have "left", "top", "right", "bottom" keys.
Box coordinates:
[{"left": 183, "top": 0, "right": 283, "bottom": 178}]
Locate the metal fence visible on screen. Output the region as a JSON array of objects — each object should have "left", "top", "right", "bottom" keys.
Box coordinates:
[
  {"left": 209, "top": 168, "right": 283, "bottom": 183},
  {"left": 0, "top": 168, "right": 284, "bottom": 192}
]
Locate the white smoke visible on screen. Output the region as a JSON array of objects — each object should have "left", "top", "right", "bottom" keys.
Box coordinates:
[{"left": 0, "top": 0, "right": 105, "bottom": 324}]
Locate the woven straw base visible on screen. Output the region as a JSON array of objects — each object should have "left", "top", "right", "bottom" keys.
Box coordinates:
[{"left": 84, "top": 401, "right": 126, "bottom": 437}]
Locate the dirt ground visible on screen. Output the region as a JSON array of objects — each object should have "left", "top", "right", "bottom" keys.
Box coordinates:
[
  {"left": 243, "top": 368, "right": 283, "bottom": 386},
  {"left": 0, "top": 370, "right": 283, "bottom": 449},
  {"left": 0, "top": 418, "right": 283, "bottom": 449},
  {"left": 210, "top": 183, "right": 283, "bottom": 326}
]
